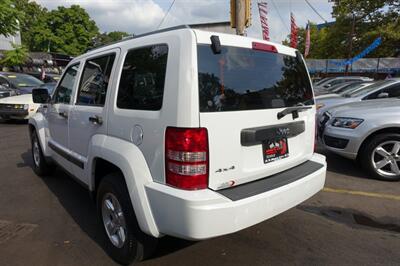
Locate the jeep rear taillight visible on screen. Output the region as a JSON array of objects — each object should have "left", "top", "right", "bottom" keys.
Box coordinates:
[{"left": 165, "top": 127, "right": 209, "bottom": 190}]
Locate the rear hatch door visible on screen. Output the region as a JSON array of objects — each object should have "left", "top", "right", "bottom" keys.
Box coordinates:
[{"left": 195, "top": 35, "right": 316, "bottom": 190}]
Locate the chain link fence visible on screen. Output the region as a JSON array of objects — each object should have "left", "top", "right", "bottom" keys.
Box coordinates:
[{"left": 306, "top": 58, "right": 400, "bottom": 75}]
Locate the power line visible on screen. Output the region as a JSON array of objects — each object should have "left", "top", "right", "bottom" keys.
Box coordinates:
[
  {"left": 157, "top": 0, "right": 176, "bottom": 29},
  {"left": 304, "top": 0, "right": 328, "bottom": 23},
  {"left": 270, "top": 0, "right": 290, "bottom": 32}
]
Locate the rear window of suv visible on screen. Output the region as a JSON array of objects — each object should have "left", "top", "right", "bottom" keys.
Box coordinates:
[{"left": 197, "top": 44, "right": 314, "bottom": 112}]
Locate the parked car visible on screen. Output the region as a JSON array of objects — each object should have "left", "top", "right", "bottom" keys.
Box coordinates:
[
  {"left": 317, "top": 79, "right": 400, "bottom": 118},
  {"left": 315, "top": 81, "right": 359, "bottom": 96},
  {"left": 319, "top": 98, "right": 400, "bottom": 181},
  {"left": 28, "top": 26, "right": 326, "bottom": 264},
  {"left": 0, "top": 83, "right": 55, "bottom": 121},
  {"left": 314, "top": 76, "right": 373, "bottom": 93},
  {"left": 315, "top": 82, "right": 374, "bottom": 100},
  {"left": 0, "top": 72, "right": 44, "bottom": 95}
]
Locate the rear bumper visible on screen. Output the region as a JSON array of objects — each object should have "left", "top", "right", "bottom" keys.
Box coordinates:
[{"left": 145, "top": 153, "right": 326, "bottom": 240}]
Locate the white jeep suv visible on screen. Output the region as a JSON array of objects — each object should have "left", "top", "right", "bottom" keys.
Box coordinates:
[{"left": 29, "top": 26, "right": 326, "bottom": 265}]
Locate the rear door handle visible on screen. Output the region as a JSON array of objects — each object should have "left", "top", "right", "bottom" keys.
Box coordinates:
[
  {"left": 58, "top": 111, "right": 68, "bottom": 118},
  {"left": 89, "top": 115, "right": 103, "bottom": 125}
]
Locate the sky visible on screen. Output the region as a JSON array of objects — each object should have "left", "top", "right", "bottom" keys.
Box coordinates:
[{"left": 33, "top": 0, "right": 334, "bottom": 43}]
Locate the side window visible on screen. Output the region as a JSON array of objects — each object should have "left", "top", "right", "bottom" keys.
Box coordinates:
[
  {"left": 386, "top": 85, "right": 400, "bottom": 97},
  {"left": 76, "top": 54, "right": 116, "bottom": 106},
  {"left": 365, "top": 85, "right": 400, "bottom": 100},
  {"left": 364, "top": 89, "right": 383, "bottom": 100},
  {"left": 53, "top": 64, "right": 80, "bottom": 104},
  {"left": 117, "top": 44, "right": 168, "bottom": 110}
]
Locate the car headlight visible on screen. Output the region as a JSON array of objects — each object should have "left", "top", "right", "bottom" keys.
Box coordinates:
[
  {"left": 331, "top": 117, "right": 364, "bottom": 129},
  {"left": 24, "top": 104, "right": 29, "bottom": 110}
]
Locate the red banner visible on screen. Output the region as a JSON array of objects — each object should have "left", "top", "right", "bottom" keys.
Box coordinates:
[
  {"left": 304, "top": 22, "right": 311, "bottom": 57},
  {"left": 258, "top": 2, "right": 270, "bottom": 41},
  {"left": 290, "top": 12, "right": 298, "bottom": 48}
]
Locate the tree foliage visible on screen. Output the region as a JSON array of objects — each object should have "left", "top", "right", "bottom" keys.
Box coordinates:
[
  {"left": 38, "top": 5, "right": 99, "bottom": 56},
  {"left": 0, "top": 43, "right": 28, "bottom": 67},
  {"left": 287, "top": 0, "right": 400, "bottom": 59},
  {"left": 13, "top": 2, "right": 100, "bottom": 56},
  {"left": 0, "top": 0, "right": 24, "bottom": 36}
]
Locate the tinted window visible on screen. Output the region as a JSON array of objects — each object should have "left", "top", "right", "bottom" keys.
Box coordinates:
[
  {"left": 197, "top": 45, "right": 313, "bottom": 112},
  {"left": 349, "top": 80, "right": 394, "bottom": 97},
  {"left": 53, "top": 64, "right": 80, "bottom": 104},
  {"left": 386, "top": 85, "right": 400, "bottom": 97},
  {"left": 117, "top": 45, "right": 168, "bottom": 110},
  {"left": 77, "top": 54, "right": 115, "bottom": 106}
]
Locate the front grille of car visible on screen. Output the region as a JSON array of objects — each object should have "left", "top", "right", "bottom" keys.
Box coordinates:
[
  {"left": 324, "top": 135, "right": 349, "bottom": 149},
  {"left": 0, "top": 104, "right": 15, "bottom": 110}
]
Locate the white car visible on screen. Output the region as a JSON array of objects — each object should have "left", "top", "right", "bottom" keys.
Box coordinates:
[
  {"left": 0, "top": 83, "right": 56, "bottom": 120},
  {"left": 0, "top": 94, "right": 39, "bottom": 120},
  {"left": 28, "top": 26, "right": 326, "bottom": 264}
]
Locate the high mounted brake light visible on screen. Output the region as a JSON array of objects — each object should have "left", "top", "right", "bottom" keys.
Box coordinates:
[
  {"left": 252, "top": 42, "right": 278, "bottom": 53},
  {"left": 165, "top": 127, "right": 209, "bottom": 190}
]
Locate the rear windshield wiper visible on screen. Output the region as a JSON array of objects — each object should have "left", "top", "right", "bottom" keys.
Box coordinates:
[{"left": 277, "top": 106, "right": 312, "bottom": 120}]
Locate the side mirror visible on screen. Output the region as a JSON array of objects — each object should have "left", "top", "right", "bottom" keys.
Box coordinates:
[
  {"left": 377, "top": 92, "right": 389, "bottom": 99},
  {"left": 32, "top": 88, "right": 50, "bottom": 104}
]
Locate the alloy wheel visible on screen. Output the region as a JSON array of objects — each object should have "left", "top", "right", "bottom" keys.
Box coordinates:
[
  {"left": 371, "top": 140, "right": 400, "bottom": 177},
  {"left": 101, "top": 192, "right": 127, "bottom": 248}
]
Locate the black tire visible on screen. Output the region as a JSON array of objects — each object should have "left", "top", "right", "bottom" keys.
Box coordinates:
[
  {"left": 97, "top": 173, "right": 157, "bottom": 265},
  {"left": 359, "top": 133, "right": 400, "bottom": 181},
  {"left": 31, "top": 131, "right": 54, "bottom": 176}
]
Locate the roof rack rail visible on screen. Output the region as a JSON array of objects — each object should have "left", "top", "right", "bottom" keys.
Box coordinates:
[{"left": 86, "top": 25, "right": 191, "bottom": 53}]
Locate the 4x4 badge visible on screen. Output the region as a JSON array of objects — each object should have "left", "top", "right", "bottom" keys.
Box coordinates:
[{"left": 215, "top": 166, "right": 235, "bottom": 173}]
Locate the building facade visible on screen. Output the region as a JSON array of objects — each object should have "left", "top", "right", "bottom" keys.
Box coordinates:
[{"left": 0, "top": 31, "right": 22, "bottom": 51}]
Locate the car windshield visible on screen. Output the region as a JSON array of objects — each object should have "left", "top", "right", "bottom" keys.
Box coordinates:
[
  {"left": 345, "top": 80, "right": 394, "bottom": 97},
  {"left": 197, "top": 44, "right": 314, "bottom": 112},
  {"left": 315, "top": 77, "right": 333, "bottom": 86},
  {"left": 327, "top": 82, "right": 352, "bottom": 92},
  {"left": 342, "top": 82, "right": 376, "bottom": 95},
  {"left": 6, "top": 73, "right": 43, "bottom": 88},
  {"left": 334, "top": 82, "right": 364, "bottom": 94}
]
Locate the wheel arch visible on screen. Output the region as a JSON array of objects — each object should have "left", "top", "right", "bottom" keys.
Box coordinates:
[
  {"left": 28, "top": 114, "right": 50, "bottom": 156},
  {"left": 357, "top": 127, "right": 400, "bottom": 160},
  {"left": 88, "top": 135, "right": 161, "bottom": 238}
]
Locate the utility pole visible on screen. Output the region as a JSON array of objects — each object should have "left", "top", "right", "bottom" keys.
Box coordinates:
[
  {"left": 235, "top": 0, "right": 245, "bottom": 35},
  {"left": 230, "top": 0, "right": 251, "bottom": 36},
  {"left": 345, "top": 13, "right": 355, "bottom": 74}
]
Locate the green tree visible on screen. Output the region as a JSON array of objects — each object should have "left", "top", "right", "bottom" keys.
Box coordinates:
[
  {"left": 0, "top": 0, "right": 24, "bottom": 36},
  {"left": 23, "top": 5, "right": 99, "bottom": 56},
  {"left": 285, "top": 0, "right": 400, "bottom": 59},
  {"left": 43, "top": 5, "right": 99, "bottom": 56},
  {"left": 0, "top": 43, "right": 28, "bottom": 67}
]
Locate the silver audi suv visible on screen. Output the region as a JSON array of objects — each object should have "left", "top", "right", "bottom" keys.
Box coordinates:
[{"left": 320, "top": 98, "right": 400, "bottom": 181}]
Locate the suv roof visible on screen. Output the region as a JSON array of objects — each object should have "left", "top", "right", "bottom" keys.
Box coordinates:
[{"left": 77, "top": 25, "right": 298, "bottom": 62}]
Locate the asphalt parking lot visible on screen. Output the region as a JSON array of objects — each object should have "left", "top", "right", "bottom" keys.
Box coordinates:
[{"left": 0, "top": 121, "right": 399, "bottom": 266}]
